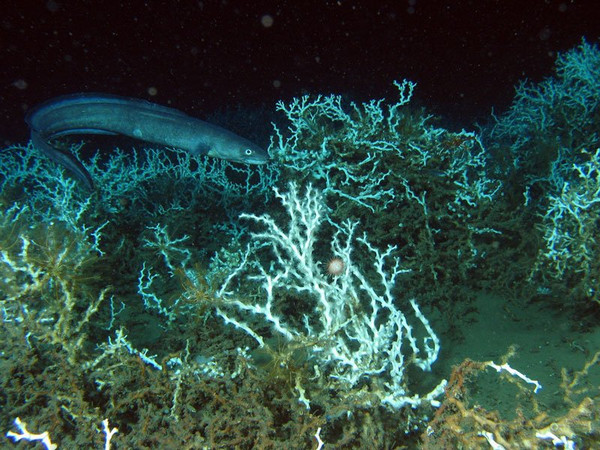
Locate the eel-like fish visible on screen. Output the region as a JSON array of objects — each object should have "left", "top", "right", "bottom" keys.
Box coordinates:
[{"left": 25, "top": 93, "right": 269, "bottom": 189}]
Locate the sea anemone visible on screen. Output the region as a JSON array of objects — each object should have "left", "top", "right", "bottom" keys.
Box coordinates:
[{"left": 326, "top": 257, "right": 345, "bottom": 276}]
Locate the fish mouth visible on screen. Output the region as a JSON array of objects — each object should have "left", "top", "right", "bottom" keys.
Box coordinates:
[{"left": 241, "top": 154, "right": 270, "bottom": 165}]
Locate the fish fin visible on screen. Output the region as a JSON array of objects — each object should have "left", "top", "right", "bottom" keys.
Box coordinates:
[{"left": 31, "top": 132, "right": 95, "bottom": 190}]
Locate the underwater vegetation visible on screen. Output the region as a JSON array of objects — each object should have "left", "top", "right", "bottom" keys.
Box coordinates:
[{"left": 1, "top": 40, "right": 600, "bottom": 448}]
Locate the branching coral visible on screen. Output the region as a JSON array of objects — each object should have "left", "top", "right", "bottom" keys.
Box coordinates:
[{"left": 0, "top": 206, "right": 109, "bottom": 362}]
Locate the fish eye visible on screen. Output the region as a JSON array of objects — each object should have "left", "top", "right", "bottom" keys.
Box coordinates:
[{"left": 244, "top": 148, "right": 253, "bottom": 156}]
